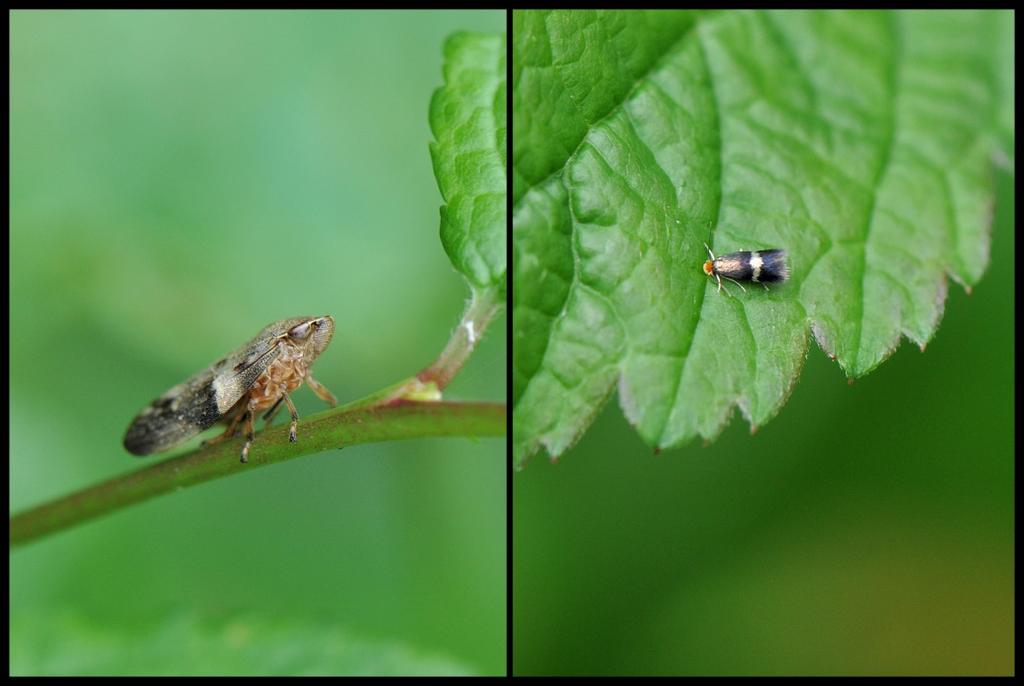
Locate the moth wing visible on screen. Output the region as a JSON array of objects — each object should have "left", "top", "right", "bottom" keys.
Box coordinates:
[
  {"left": 123, "top": 334, "right": 284, "bottom": 456},
  {"left": 759, "top": 249, "right": 790, "bottom": 282}
]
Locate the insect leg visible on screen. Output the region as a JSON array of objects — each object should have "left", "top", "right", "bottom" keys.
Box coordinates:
[
  {"left": 306, "top": 374, "right": 338, "bottom": 406},
  {"left": 282, "top": 391, "right": 299, "bottom": 443},
  {"left": 240, "top": 402, "right": 256, "bottom": 463},
  {"left": 262, "top": 396, "right": 285, "bottom": 423},
  {"left": 202, "top": 410, "right": 245, "bottom": 448}
]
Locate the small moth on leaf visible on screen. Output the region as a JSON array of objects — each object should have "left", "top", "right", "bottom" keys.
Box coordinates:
[
  {"left": 124, "top": 316, "right": 338, "bottom": 463},
  {"left": 703, "top": 243, "right": 790, "bottom": 296}
]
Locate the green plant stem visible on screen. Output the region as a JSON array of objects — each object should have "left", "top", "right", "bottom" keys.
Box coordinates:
[
  {"left": 9, "top": 400, "right": 505, "bottom": 549},
  {"left": 418, "top": 286, "right": 503, "bottom": 390},
  {"left": 360, "top": 286, "right": 503, "bottom": 407},
  {"left": 11, "top": 284, "right": 506, "bottom": 550}
]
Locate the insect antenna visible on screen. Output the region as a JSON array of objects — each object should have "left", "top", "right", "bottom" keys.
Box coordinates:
[
  {"left": 723, "top": 276, "right": 747, "bottom": 294},
  {"left": 703, "top": 242, "right": 723, "bottom": 293}
]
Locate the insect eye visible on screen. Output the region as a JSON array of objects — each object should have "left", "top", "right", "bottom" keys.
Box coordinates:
[{"left": 289, "top": 322, "right": 313, "bottom": 340}]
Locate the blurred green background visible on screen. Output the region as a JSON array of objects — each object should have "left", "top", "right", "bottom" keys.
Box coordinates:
[
  {"left": 513, "top": 171, "right": 1014, "bottom": 676},
  {"left": 10, "top": 10, "right": 506, "bottom": 676}
]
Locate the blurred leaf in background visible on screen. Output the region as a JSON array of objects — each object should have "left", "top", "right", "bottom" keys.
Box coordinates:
[{"left": 10, "top": 10, "right": 506, "bottom": 676}]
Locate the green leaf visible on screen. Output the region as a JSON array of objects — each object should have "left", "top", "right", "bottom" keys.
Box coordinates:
[
  {"left": 513, "top": 9, "right": 1013, "bottom": 467},
  {"left": 430, "top": 31, "right": 507, "bottom": 294},
  {"left": 10, "top": 611, "right": 476, "bottom": 676}
]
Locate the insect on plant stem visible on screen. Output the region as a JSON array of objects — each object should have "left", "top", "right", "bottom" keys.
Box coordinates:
[{"left": 123, "top": 316, "right": 339, "bottom": 463}]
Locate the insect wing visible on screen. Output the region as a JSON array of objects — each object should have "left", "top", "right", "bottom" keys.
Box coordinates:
[
  {"left": 123, "top": 332, "right": 284, "bottom": 455},
  {"left": 712, "top": 253, "right": 751, "bottom": 280},
  {"left": 755, "top": 249, "right": 789, "bottom": 282},
  {"left": 123, "top": 367, "right": 220, "bottom": 455}
]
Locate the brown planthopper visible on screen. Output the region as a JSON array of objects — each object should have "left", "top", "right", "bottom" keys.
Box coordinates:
[{"left": 124, "top": 316, "right": 338, "bottom": 463}]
